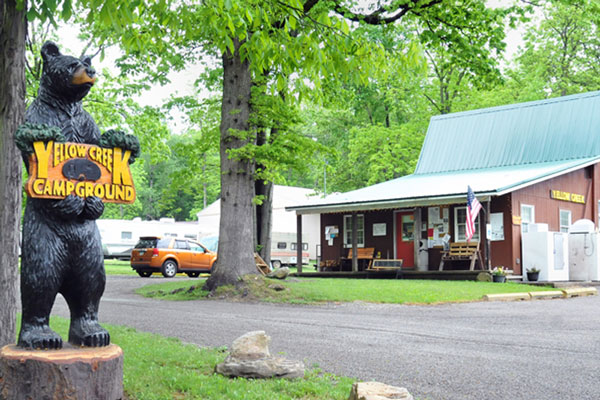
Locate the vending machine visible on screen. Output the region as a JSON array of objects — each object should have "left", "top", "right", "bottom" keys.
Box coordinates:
[
  {"left": 522, "top": 223, "right": 569, "bottom": 282},
  {"left": 568, "top": 219, "right": 600, "bottom": 281}
]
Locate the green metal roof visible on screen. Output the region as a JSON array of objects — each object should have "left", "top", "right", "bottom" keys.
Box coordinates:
[
  {"left": 288, "top": 91, "right": 600, "bottom": 214},
  {"left": 416, "top": 91, "right": 600, "bottom": 174},
  {"left": 289, "top": 157, "right": 600, "bottom": 214}
]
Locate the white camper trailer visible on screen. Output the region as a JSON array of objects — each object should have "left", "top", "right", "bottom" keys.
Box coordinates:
[{"left": 97, "top": 218, "right": 200, "bottom": 259}]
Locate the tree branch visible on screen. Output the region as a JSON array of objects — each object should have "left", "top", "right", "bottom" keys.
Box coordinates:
[{"left": 333, "top": 0, "right": 443, "bottom": 25}]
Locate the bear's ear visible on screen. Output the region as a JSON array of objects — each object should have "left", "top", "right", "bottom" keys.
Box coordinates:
[
  {"left": 80, "top": 55, "right": 92, "bottom": 66},
  {"left": 41, "top": 41, "right": 61, "bottom": 61}
]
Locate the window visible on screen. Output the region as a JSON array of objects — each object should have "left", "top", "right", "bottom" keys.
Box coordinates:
[
  {"left": 121, "top": 231, "right": 132, "bottom": 240},
  {"left": 184, "top": 234, "right": 197, "bottom": 239},
  {"left": 343, "top": 214, "right": 365, "bottom": 248},
  {"left": 291, "top": 242, "right": 309, "bottom": 251},
  {"left": 454, "top": 207, "right": 480, "bottom": 241},
  {"left": 188, "top": 241, "right": 205, "bottom": 252},
  {"left": 175, "top": 240, "right": 190, "bottom": 250},
  {"left": 164, "top": 233, "right": 178, "bottom": 237},
  {"left": 559, "top": 209, "right": 572, "bottom": 233},
  {"left": 521, "top": 204, "right": 535, "bottom": 233},
  {"left": 277, "top": 242, "right": 287, "bottom": 249}
]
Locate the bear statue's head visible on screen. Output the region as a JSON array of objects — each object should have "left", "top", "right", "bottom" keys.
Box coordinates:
[{"left": 40, "top": 41, "right": 97, "bottom": 103}]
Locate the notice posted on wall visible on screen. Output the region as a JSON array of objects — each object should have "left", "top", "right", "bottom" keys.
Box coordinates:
[{"left": 490, "top": 212, "right": 504, "bottom": 241}]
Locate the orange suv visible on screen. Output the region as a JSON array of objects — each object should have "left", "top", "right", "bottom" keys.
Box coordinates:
[{"left": 130, "top": 236, "right": 217, "bottom": 278}]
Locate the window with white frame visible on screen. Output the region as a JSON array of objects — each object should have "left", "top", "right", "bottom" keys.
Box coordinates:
[
  {"left": 521, "top": 204, "right": 535, "bottom": 233},
  {"left": 559, "top": 209, "right": 572, "bottom": 233},
  {"left": 121, "top": 231, "right": 132, "bottom": 240},
  {"left": 454, "top": 207, "right": 480, "bottom": 241},
  {"left": 343, "top": 214, "right": 365, "bottom": 248}
]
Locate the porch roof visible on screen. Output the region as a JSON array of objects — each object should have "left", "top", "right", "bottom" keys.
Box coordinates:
[{"left": 287, "top": 157, "right": 600, "bottom": 214}]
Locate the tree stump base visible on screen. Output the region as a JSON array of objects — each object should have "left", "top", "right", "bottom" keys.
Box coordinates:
[{"left": 0, "top": 343, "right": 123, "bottom": 400}]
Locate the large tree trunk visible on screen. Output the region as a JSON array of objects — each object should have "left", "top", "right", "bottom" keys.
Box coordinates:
[
  {"left": 255, "top": 178, "right": 273, "bottom": 265},
  {"left": 204, "top": 39, "right": 256, "bottom": 291},
  {"left": 0, "top": 0, "right": 26, "bottom": 347},
  {"left": 255, "top": 125, "right": 274, "bottom": 265}
]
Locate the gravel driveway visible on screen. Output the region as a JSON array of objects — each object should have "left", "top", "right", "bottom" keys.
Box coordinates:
[{"left": 43, "top": 275, "right": 600, "bottom": 400}]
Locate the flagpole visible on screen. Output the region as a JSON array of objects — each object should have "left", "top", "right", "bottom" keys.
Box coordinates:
[{"left": 486, "top": 200, "right": 491, "bottom": 270}]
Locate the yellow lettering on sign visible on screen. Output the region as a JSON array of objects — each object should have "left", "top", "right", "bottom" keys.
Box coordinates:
[
  {"left": 112, "top": 148, "right": 132, "bottom": 185},
  {"left": 33, "top": 179, "right": 45, "bottom": 195},
  {"left": 571, "top": 194, "right": 585, "bottom": 204},
  {"left": 104, "top": 184, "right": 115, "bottom": 200},
  {"left": 33, "top": 141, "right": 53, "bottom": 179},
  {"left": 66, "top": 181, "right": 75, "bottom": 196},
  {"left": 76, "top": 145, "right": 87, "bottom": 158},
  {"left": 75, "top": 182, "right": 85, "bottom": 197},
  {"left": 54, "top": 180, "right": 65, "bottom": 197},
  {"left": 43, "top": 180, "right": 52, "bottom": 196},
  {"left": 551, "top": 190, "right": 571, "bottom": 201}
]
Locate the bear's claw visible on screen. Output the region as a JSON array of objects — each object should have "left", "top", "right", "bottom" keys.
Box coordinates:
[
  {"left": 18, "top": 324, "right": 63, "bottom": 350},
  {"left": 69, "top": 319, "right": 110, "bottom": 347}
]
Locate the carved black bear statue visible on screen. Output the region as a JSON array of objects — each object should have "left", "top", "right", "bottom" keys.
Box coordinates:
[{"left": 16, "top": 41, "right": 138, "bottom": 349}]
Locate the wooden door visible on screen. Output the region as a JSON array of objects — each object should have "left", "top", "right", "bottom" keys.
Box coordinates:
[{"left": 396, "top": 212, "right": 414, "bottom": 267}]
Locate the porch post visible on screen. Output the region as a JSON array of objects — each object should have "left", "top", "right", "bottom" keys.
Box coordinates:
[
  {"left": 296, "top": 214, "right": 303, "bottom": 274},
  {"left": 485, "top": 200, "right": 491, "bottom": 270},
  {"left": 352, "top": 212, "right": 358, "bottom": 272},
  {"left": 413, "top": 208, "right": 421, "bottom": 270}
]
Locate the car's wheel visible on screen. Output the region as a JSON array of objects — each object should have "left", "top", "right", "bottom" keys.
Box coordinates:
[
  {"left": 186, "top": 271, "right": 200, "bottom": 278},
  {"left": 161, "top": 260, "right": 178, "bottom": 278},
  {"left": 272, "top": 260, "right": 282, "bottom": 269},
  {"left": 138, "top": 271, "right": 152, "bottom": 278}
]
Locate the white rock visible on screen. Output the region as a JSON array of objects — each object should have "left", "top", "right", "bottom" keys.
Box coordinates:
[
  {"left": 216, "top": 331, "right": 305, "bottom": 380},
  {"left": 230, "top": 330, "right": 270, "bottom": 359},
  {"left": 348, "top": 382, "right": 414, "bottom": 400},
  {"left": 267, "top": 267, "right": 290, "bottom": 279}
]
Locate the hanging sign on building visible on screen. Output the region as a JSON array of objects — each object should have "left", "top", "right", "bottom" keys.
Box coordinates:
[
  {"left": 550, "top": 189, "right": 585, "bottom": 204},
  {"left": 25, "top": 140, "right": 136, "bottom": 204}
]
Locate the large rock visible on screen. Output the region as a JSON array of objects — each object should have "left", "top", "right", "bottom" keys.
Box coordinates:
[
  {"left": 267, "top": 267, "right": 290, "bottom": 279},
  {"left": 348, "top": 382, "right": 414, "bottom": 400},
  {"left": 230, "top": 330, "right": 271, "bottom": 359},
  {"left": 216, "top": 331, "right": 304, "bottom": 379}
]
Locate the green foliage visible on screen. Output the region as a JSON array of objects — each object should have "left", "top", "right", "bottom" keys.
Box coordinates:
[
  {"left": 15, "top": 123, "right": 65, "bottom": 154},
  {"left": 513, "top": 0, "right": 600, "bottom": 97}
]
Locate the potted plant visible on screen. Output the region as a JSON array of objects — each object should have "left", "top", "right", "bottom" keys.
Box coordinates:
[
  {"left": 526, "top": 267, "right": 540, "bottom": 282},
  {"left": 492, "top": 266, "right": 507, "bottom": 283}
]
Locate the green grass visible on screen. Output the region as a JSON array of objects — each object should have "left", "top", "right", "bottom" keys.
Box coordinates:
[
  {"left": 16, "top": 316, "right": 353, "bottom": 400},
  {"left": 104, "top": 259, "right": 138, "bottom": 276},
  {"left": 137, "top": 276, "right": 555, "bottom": 305}
]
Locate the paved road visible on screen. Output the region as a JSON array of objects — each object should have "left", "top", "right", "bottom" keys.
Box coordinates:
[{"left": 46, "top": 276, "right": 600, "bottom": 400}]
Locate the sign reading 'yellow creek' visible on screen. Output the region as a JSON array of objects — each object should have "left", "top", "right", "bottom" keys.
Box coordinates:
[{"left": 25, "top": 141, "right": 135, "bottom": 204}]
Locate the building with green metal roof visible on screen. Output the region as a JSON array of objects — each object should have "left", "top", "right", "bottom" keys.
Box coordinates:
[{"left": 288, "top": 91, "right": 600, "bottom": 278}]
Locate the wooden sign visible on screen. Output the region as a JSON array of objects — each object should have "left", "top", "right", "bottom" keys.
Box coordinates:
[
  {"left": 25, "top": 141, "right": 135, "bottom": 204},
  {"left": 550, "top": 189, "right": 585, "bottom": 204}
]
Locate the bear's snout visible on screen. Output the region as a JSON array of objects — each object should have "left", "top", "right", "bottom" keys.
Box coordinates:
[{"left": 71, "top": 66, "right": 97, "bottom": 86}]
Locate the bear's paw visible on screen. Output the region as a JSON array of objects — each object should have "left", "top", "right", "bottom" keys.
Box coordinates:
[
  {"left": 99, "top": 129, "right": 140, "bottom": 164},
  {"left": 15, "top": 123, "right": 66, "bottom": 154}
]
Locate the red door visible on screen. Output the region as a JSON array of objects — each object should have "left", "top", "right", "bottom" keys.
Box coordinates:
[{"left": 396, "top": 212, "right": 414, "bottom": 268}]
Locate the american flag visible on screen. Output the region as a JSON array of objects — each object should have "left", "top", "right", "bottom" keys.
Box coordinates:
[{"left": 466, "top": 185, "right": 482, "bottom": 241}]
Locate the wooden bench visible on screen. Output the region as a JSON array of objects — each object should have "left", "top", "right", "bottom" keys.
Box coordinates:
[
  {"left": 438, "top": 242, "right": 483, "bottom": 271},
  {"left": 319, "top": 259, "right": 340, "bottom": 272},
  {"left": 367, "top": 259, "right": 404, "bottom": 271},
  {"left": 254, "top": 253, "right": 271, "bottom": 275},
  {"left": 344, "top": 247, "right": 375, "bottom": 270},
  {"left": 366, "top": 259, "right": 404, "bottom": 278}
]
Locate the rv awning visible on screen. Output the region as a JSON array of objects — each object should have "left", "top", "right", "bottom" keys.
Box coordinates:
[{"left": 287, "top": 157, "right": 600, "bottom": 214}]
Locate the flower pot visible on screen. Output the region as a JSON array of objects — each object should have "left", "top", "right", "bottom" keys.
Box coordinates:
[
  {"left": 492, "top": 275, "right": 506, "bottom": 283},
  {"left": 527, "top": 272, "right": 539, "bottom": 282}
]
